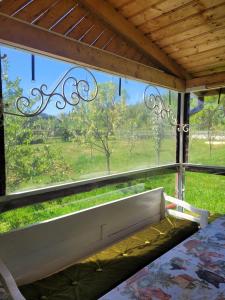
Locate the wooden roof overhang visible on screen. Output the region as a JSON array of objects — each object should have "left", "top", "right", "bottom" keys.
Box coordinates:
[{"left": 0, "top": 0, "right": 225, "bottom": 92}]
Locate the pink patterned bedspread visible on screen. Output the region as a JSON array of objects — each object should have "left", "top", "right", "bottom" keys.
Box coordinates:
[{"left": 100, "top": 215, "right": 225, "bottom": 300}]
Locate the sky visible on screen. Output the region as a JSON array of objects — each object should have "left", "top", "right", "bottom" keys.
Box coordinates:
[{"left": 0, "top": 43, "right": 175, "bottom": 116}]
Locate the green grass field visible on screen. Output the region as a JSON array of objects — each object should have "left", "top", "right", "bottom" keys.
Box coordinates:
[{"left": 0, "top": 137, "right": 225, "bottom": 233}]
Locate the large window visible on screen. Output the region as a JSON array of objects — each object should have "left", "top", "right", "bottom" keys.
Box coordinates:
[
  {"left": 189, "top": 92, "right": 225, "bottom": 166},
  {"left": 1, "top": 46, "right": 178, "bottom": 194}
]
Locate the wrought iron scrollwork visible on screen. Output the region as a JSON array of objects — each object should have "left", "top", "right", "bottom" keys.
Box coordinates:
[
  {"left": 0, "top": 54, "right": 7, "bottom": 60},
  {"left": 144, "top": 84, "right": 189, "bottom": 132},
  {"left": 177, "top": 124, "right": 189, "bottom": 133},
  {"left": 9, "top": 67, "right": 98, "bottom": 117},
  {"left": 144, "top": 84, "right": 176, "bottom": 126}
]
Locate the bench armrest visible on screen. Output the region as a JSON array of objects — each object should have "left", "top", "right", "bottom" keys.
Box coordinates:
[
  {"left": 0, "top": 259, "right": 25, "bottom": 300},
  {"left": 164, "top": 194, "right": 209, "bottom": 228}
]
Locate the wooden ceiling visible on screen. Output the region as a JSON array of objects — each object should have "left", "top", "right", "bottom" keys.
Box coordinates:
[
  {"left": 0, "top": 0, "right": 160, "bottom": 68},
  {"left": 0, "top": 0, "right": 225, "bottom": 89},
  {"left": 106, "top": 0, "right": 225, "bottom": 78}
]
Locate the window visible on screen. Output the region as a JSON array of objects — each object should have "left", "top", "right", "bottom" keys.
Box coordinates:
[
  {"left": 189, "top": 92, "right": 225, "bottom": 166},
  {"left": 2, "top": 46, "right": 178, "bottom": 194}
]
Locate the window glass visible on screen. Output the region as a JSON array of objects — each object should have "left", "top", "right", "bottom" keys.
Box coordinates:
[
  {"left": 1, "top": 45, "right": 178, "bottom": 194},
  {"left": 185, "top": 172, "right": 225, "bottom": 214},
  {"left": 189, "top": 92, "right": 225, "bottom": 166},
  {"left": 0, "top": 172, "right": 176, "bottom": 233}
]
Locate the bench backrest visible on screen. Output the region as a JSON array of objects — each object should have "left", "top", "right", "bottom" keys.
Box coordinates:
[{"left": 0, "top": 187, "right": 165, "bottom": 285}]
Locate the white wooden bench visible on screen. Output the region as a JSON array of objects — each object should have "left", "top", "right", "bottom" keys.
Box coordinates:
[{"left": 0, "top": 187, "right": 209, "bottom": 300}]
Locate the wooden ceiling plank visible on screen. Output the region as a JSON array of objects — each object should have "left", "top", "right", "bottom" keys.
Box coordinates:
[
  {"left": 107, "top": 0, "right": 133, "bottom": 9},
  {"left": 186, "top": 72, "right": 225, "bottom": 90},
  {"left": 104, "top": 36, "right": 124, "bottom": 53},
  {"left": 122, "top": 0, "right": 191, "bottom": 25},
  {"left": 136, "top": 0, "right": 225, "bottom": 30},
  {"left": 114, "top": 40, "right": 130, "bottom": 57},
  {"left": 189, "top": 62, "right": 225, "bottom": 74},
  {"left": 136, "top": 0, "right": 201, "bottom": 30},
  {"left": 123, "top": 46, "right": 138, "bottom": 60},
  {"left": 192, "top": 66, "right": 225, "bottom": 77},
  {"left": 13, "top": 0, "right": 58, "bottom": 23},
  {"left": 81, "top": 23, "right": 105, "bottom": 44},
  {"left": 92, "top": 30, "right": 114, "bottom": 48},
  {"left": 79, "top": 0, "right": 190, "bottom": 78},
  {"left": 52, "top": 6, "right": 87, "bottom": 35},
  {"left": 176, "top": 46, "right": 225, "bottom": 66},
  {"left": 155, "top": 0, "right": 192, "bottom": 13},
  {"left": 188, "top": 59, "right": 225, "bottom": 70},
  {"left": 181, "top": 54, "right": 225, "bottom": 73},
  {"left": 118, "top": 0, "right": 161, "bottom": 19},
  {"left": 149, "top": 3, "right": 225, "bottom": 41},
  {"left": 155, "top": 16, "right": 225, "bottom": 47},
  {"left": 130, "top": 48, "right": 143, "bottom": 62},
  {"left": 67, "top": 15, "right": 94, "bottom": 40},
  {"left": 163, "top": 26, "right": 225, "bottom": 55},
  {"left": 0, "top": 0, "right": 31, "bottom": 15},
  {"left": 35, "top": 0, "right": 76, "bottom": 28},
  {"left": 102, "top": 35, "right": 116, "bottom": 50},
  {"left": 135, "top": 0, "right": 224, "bottom": 30},
  {"left": 150, "top": 14, "right": 204, "bottom": 40},
  {"left": 168, "top": 37, "right": 225, "bottom": 60},
  {"left": 128, "top": 8, "right": 164, "bottom": 27},
  {"left": 0, "top": 13, "right": 185, "bottom": 91}
]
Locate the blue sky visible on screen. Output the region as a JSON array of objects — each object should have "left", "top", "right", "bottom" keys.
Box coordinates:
[{"left": 1, "top": 43, "right": 174, "bottom": 116}]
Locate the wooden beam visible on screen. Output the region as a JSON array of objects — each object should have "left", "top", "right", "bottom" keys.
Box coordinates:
[
  {"left": 79, "top": 0, "right": 190, "bottom": 79},
  {"left": 192, "top": 66, "right": 225, "bottom": 78},
  {"left": 0, "top": 164, "right": 178, "bottom": 213},
  {"left": 186, "top": 72, "right": 225, "bottom": 91},
  {"left": 0, "top": 13, "right": 185, "bottom": 91},
  {"left": 184, "top": 163, "right": 225, "bottom": 176}
]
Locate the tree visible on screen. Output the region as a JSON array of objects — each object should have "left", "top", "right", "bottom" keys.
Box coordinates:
[
  {"left": 149, "top": 91, "right": 176, "bottom": 164},
  {"left": 191, "top": 94, "right": 225, "bottom": 157},
  {"left": 152, "top": 115, "right": 164, "bottom": 164},
  {"left": 72, "top": 82, "right": 126, "bottom": 174},
  {"left": 2, "top": 59, "right": 70, "bottom": 192}
]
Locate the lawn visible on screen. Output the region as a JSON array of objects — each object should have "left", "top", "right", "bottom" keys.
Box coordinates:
[{"left": 0, "top": 137, "right": 225, "bottom": 233}]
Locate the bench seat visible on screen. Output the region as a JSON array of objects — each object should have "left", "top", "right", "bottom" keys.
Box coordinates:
[{"left": 20, "top": 216, "right": 198, "bottom": 300}]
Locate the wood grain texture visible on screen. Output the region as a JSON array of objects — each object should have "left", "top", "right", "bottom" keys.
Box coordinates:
[
  {"left": 186, "top": 71, "right": 225, "bottom": 89},
  {"left": 1, "top": 0, "right": 225, "bottom": 81},
  {"left": 34, "top": 0, "right": 76, "bottom": 28},
  {"left": 13, "top": 0, "right": 58, "bottom": 23},
  {"left": 80, "top": 0, "right": 190, "bottom": 78},
  {"left": 0, "top": 14, "right": 185, "bottom": 91},
  {"left": 192, "top": 65, "right": 225, "bottom": 77},
  {"left": 105, "top": 0, "right": 225, "bottom": 78},
  {"left": 52, "top": 5, "right": 88, "bottom": 34},
  {"left": 163, "top": 28, "right": 225, "bottom": 57},
  {"left": 0, "top": 0, "right": 30, "bottom": 15}
]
